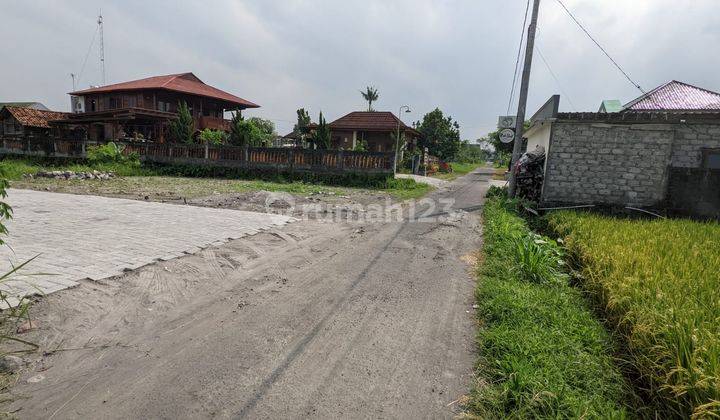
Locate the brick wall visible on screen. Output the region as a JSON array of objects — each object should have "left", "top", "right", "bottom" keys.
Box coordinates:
[{"left": 542, "top": 122, "right": 675, "bottom": 206}]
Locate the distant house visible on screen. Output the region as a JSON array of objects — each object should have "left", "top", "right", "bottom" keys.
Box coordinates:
[
  {"left": 598, "top": 100, "right": 622, "bottom": 113},
  {"left": 326, "top": 111, "right": 420, "bottom": 152},
  {"left": 525, "top": 80, "right": 720, "bottom": 218},
  {"left": 0, "top": 102, "right": 49, "bottom": 112},
  {"left": 0, "top": 106, "right": 68, "bottom": 138},
  {"left": 54, "top": 73, "right": 259, "bottom": 142}
]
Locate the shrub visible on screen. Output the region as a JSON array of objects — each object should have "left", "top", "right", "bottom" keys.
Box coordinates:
[
  {"left": 86, "top": 142, "right": 138, "bottom": 166},
  {"left": 199, "top": 129, "right": 227, "bottom": 145}
]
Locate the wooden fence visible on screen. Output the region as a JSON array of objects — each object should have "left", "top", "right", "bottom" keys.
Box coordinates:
[{"left": 0, "top": 137, "right": 395, "bottom": 175}]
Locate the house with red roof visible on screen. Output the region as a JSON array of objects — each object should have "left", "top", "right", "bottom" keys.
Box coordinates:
[
  {"left": 54, "top": 72, "right": 259, "bottom": 142},
  {"left": 327, "top": 111, "right": 420, "bottom": 152},
  {"left": 0, "top": 106, "right": 69, "bottom": 138}
]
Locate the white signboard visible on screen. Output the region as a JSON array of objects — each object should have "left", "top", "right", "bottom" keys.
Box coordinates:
[
  {"left": 497, "top": 115, "right": 517, "bottom": 129},
  {"left": 499, "top": 128, "right": 515, "bottom": 144}
]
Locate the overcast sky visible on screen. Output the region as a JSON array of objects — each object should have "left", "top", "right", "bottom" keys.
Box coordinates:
[{"left": 2, "top": 0, "right": 720, "bottom": 139}]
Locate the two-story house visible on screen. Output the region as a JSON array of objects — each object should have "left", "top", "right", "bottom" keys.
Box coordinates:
[{"left": 54, "top": 72, "right": 259, "bottom": 142}]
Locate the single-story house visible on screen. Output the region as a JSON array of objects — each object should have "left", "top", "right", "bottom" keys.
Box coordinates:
[
  {"left": 0, "top": 106, "right": 69, "bottom": 138},
  {"left": 0, "top": 102, "right": 49, "bottom": 112},
  {"left": 53, "top": 72, "right": 259, "bottom": 142},
  {"left": 326, "top": 111, "right": 421, "bottom": 152},
  {"left": 525, "top": 80, "right": 720, "bottom": 218}
]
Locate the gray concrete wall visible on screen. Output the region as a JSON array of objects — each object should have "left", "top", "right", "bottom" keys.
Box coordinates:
[
  {"left": 671, "top": 124, "right": 720, "bottom": 168},
  {"left": 542, "top": 122, "right": 675, "bottom": 206}
]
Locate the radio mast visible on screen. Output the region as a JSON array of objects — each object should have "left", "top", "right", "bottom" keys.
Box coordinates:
[{"left": 98, "top": 12, "right": 106, "bottom": 85}]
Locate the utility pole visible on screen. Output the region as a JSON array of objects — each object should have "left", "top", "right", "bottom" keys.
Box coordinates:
[{"left": 508, "top": 0, "right": 541, "bottom": 198}]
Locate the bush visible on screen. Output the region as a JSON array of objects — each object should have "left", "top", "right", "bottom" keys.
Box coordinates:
[
  {"left": 199, "top": 129, "right": 227, "bottom": 145},
  {"left": 86, "top": 142, "right": 139, "bottom": 166}
]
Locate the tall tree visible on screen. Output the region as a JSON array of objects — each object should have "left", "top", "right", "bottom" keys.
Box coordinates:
[
  {"left": 169, "top": 101, "right": 194, "bottom": 144},
  {"left": 360, "top": 86, "right": 379, "bottom": 112},
  {"left": 229, "top": 111, "right": 247, "bottom": 147},
  {"left": 293, "top": 108, "right": 311, "bottom": 147},
  {"left": 314, "top": 112, "right": 331, "bottom": 149},
  {"left": 415, "top": 108, "right": 462, "bottom": 160},
  {"left": 248, "top": 117, "right": 276, "bottom": 147}
]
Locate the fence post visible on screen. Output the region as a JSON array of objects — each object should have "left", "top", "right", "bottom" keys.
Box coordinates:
[
  {"left": 244, "top": 147, "right": 249, "bottom": 163},
  {"left": 288, "top": 149, "right": 294, "bottom": 175},
  {"left": 204, "top": 142, "right": 209, "bottom": 160},
  {"left": 337, "top": 150, "right": 344, "bottom": 171},
  {"left": 81, "top": 140, "right": 86, "bottom": 157}
]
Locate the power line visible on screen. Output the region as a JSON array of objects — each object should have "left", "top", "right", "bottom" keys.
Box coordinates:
[
  {"left": 536, "top": 44, "right": 577, "bottom": 111},
  {"left": 76, "top": 25, "right": 99, "bottom": 89},
  {"left": 555, "top": 0, "right": 645, "bottom": 94},
  {"left": 507, "top": 0, "right": 531, "bottom": 115}
]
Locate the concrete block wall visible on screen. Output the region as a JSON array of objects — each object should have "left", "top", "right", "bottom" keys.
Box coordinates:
[
  {"left": 671, "top": 124, "right": 720, "bottom": 168},
  {"left": 542, "top": 122, "right": 675, "bottom": 206}
]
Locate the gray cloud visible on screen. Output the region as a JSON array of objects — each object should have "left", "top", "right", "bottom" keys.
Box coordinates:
[{"left": 2, "top": 0, "right": 720, "bottom": 139}]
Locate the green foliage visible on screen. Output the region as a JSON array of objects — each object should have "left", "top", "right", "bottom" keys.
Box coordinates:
[
  {"left": 470, "top": 197, "right": 636, "bottom": 418},
  {"left": 494, "top": 151, "right": 512, "bottom": 168},
  {"left": 247, "top": 117, "right": 276, "bottom": 146},
  {"left": 454, "top": 140, "right": 488, "bottom": 164},
  {"left": 360, "top": 86, "right": 379, "bottom": 111},
  {"left": 314, "top": 112, "right": 331, "bottom": 149},
  {"left": 415, "top": 108, "right": 462, "bottom": 160},
  {"left": 352, "top": 139, "right": 368, "bottom": 152},
  {"left": 228, "top": 113, "right": 274, "bottom": 148},
  {"left": 169, "top": 101, "right": 194, "bottom": 144},
  {"left": 199, "top": 129, "right": 227, "bottom": 145},
  {"left": 548, "top": 211, "right": 720, "bottom": 418},
  {"left": 0, "top": 168, "right": 11, "bottom": 246},
  {"left": 86, "top": 142, "right": 139, "bottom": 166}
]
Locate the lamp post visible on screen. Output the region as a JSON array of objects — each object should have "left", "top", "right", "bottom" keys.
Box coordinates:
[{"left": 396, "top": 105, "right": 411, "bottom": 173}]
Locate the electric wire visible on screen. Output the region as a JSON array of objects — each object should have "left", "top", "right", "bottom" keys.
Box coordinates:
[
  {"left": 536, "top": 44, "right": 577, "bottom": 111},
  {"left": 507, "top": 0, "right": 532, "bottom": 115},
  {"left": 76, "top": 25, "right": 99, "bottom": 89},
  {"left": 555, "top": 0, "right": 645, "bottom": 94}
]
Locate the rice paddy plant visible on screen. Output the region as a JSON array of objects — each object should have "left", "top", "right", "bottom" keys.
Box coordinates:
[{"left": 548, "top": 212, "right": 720, "bottom": 418}]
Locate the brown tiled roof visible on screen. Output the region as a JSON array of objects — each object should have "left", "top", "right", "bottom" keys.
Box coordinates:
[
  {"left": 329, "top": 111, "right": 418, "bottom": 134},
  {"left": 70, "top": 73, "right": 260, "bottom": 109},
  {"left": 3, "top": 106, "right": 68, "bottom": 128}
]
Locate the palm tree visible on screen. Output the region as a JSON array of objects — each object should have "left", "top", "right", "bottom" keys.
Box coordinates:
[{"left": 360, "top": 86, "right": 379, "bottom": 112}]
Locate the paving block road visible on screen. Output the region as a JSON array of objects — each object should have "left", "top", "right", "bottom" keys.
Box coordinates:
[{"left": 0, "top": 189, "right": 292, "bottom": 306}]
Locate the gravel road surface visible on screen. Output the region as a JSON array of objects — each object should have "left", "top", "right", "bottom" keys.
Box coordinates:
[{"left": 4, "top": 168, "right": 492, "bottom": 419}]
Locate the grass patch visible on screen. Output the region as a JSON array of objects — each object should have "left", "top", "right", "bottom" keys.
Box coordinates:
[
  {"left": 431, "top": 162, "right": 483, "bottom": 181},
  {"left": 2, "top": 157, "right": 431, "bottom": 200},
  {"left": 469, "top": 197, "right": 635, "bottom": 418},
  {"left": 547, "top": 211, "right": 720, "bottom": 418}
]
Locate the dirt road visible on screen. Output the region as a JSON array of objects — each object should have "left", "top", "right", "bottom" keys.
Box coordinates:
[{"left": 4, "top": 169, "right": 491, "bottom": 419}]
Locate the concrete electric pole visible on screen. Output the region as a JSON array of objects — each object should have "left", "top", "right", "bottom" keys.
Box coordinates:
[{"left": 508, "top": 0, "right": 541, "bottom": 198}]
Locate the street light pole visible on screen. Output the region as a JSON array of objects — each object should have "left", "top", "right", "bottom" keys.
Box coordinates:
[
  {"left": 508, "top": 0, "right": 541, "bottom": 198},
  {"left": 396, "top": 105, "right": 410, "bottom": 173}
]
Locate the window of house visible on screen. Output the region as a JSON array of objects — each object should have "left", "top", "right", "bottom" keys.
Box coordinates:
[
  {"left": 109, "top": 97, "right": 118, "bottom": 109},
  {"left": 90, "top": 99, "right": 97, "bottom": 112},
  {"left": 157, "top": 101, "right": 171, "bottom": 112},
  {"left": 703, "top": 149, "right": 720, "bottom": 169}
]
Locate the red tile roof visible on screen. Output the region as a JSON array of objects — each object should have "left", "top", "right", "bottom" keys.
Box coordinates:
[
  {"left": 2, "top": 106, "right": 68, "bottom": 128},
  {"left": 328, "top": 111, "right": 417, "bottom": 134},
  {"left": 70, "top": 73, "right": 259, "bottom": 109},
  {"left": 623, "top": 80, "right": 720, "bottom": 111}
]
